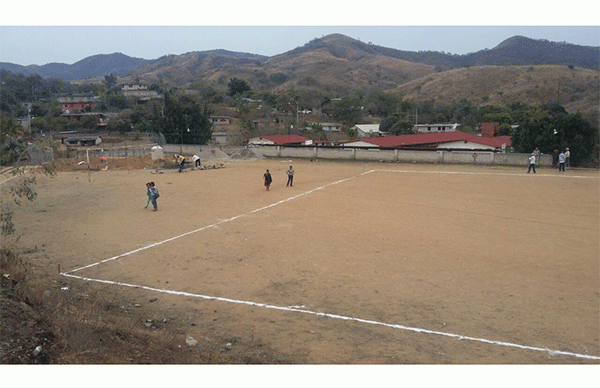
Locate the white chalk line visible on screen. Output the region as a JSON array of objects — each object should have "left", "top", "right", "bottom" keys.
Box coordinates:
[
  {"left": 64, "top": 172, "right": 365, "bottom": 275},
  {"left": 375, "top": 169, "right": 598, "bottom": 179},
  {"left": 61, "top": 167, "right": 600, "bottom": 361},
  {"left": 0, "top": 174, "right": 19, "bottom": 186},
  {"left": 62, "top": 272, "right": 600, "bottom": 361}
]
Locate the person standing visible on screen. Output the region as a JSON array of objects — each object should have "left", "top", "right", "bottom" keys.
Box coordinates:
[
  {"left": 149, "top": 181, "right": 159, "bottom": 211},
  {"left": 263, "top": 169, "right": 272, "bottom": 191},
  {"left": 286, "top": 165, "right": 294, "bottom": 187},
  {"left": 527, "top": 154, "right": 536, "bottom": 173},
  {"left": 144, "top": 182, "right": 152, "bottom": 208},
  {"left": 558, "top": 150, "right": 566, "bottom": 172},
  {"left": 564, "top": 148, "right": 570, "bottom": 168},
  {"left": 533, "top": 147, "right": 541, "bottom": 165}
]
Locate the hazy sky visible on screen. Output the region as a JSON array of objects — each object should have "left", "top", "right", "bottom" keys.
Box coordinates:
[{"left": 2, "top": 2, "right": 598, "bottom": 66}]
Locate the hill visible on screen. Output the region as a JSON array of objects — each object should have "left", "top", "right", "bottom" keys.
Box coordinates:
[
  {"left": 114, "top": 34, "right": 435, "bottom": 95},
  {"left": 0, "top": 53, "right": 149, "bottom": 80},
  {"left": 389, "top": 65, "right": 600, "bottom": 113},
  {"left": 2, "top": 33, "right": 599, "bottom": 113}
]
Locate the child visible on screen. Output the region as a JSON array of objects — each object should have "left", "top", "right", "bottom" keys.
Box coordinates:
[
  {"left": 263, "top": 169, "right": 272, "bottom": 191},
  {"left": 144, "top": 182, "right": 152, "bottom": 208}
]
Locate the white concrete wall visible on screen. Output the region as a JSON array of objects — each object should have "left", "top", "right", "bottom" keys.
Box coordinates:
[{"left": 250, "top": 146, "right": 553, "bottom": 167}]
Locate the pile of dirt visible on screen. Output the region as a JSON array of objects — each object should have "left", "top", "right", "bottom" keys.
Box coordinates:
[{"left": 230, "top": 148, "right": 263, "bottom": 160}]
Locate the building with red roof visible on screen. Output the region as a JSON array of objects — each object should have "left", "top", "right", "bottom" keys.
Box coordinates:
[{"left": 342, "top": 131, "right": 511, "bottom": 151}]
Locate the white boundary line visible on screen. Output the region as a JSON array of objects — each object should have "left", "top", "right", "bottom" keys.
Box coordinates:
[
  {"left": 61, "top": 168, "right": 600, "bottom": 361},
  {"left": 61, "top": 272, "right": 600, "bottom": 361},
  {"left": 376, "top": 169, "right": 599, "bottom": 179}
]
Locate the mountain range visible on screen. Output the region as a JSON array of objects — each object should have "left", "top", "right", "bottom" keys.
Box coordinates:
[
  {"left": 1, "top": 34, "right": 598, "bottom": 113},
  {"left": 2, "top": 34, "right": 598, "bottom": 82}
]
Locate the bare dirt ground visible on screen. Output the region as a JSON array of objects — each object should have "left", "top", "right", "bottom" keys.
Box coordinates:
[{"left": 3, "top": 155, "right": 599, "bottom": 365}]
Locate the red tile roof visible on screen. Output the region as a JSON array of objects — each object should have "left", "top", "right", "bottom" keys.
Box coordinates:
[{"left": 346, "top": 131, "right": 511, "bottom": 149}]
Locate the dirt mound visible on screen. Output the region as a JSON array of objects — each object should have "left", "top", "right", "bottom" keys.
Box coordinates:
[{"left": 230, "top": 148, "right": 263, "bottom": 160}]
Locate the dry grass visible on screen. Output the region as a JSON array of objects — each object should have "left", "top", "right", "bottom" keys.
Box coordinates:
[
  {"left": 392, "top": 65, "right": 600, "bottom": 113},
  {"left": 0, "top": 246, "right": 289, "bottom": 364}
]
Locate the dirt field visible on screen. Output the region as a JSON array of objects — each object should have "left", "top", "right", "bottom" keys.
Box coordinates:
[{"left": 6, "top": 156, "right": 600, "bottom": 364}]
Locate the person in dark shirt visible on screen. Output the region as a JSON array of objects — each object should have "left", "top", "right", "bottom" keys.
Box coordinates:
[{"left": 263, "top": 169, "right": 272, "bottom": 191}]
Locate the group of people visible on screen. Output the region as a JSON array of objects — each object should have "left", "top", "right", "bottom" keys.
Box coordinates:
[
  {"left": 174, "top": 154, "right": 202, "bottom": 173},
  {"left": 528, "top": 147, "right": 571, "bottom": 173},
  {"left": 263, "top": 166, "right": 294, "bottom": 191},
  {"left": 144, "top": 181, "right": 159, "bottom": 211}
]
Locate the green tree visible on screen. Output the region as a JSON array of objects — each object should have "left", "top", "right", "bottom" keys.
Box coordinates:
[
  {"left": 333, "top": 97, "right": 363, "bottom": 128},
  {"left": 152, "top": 92, "right": 213, "bottom": 145},
  {"left": 367, "top": 92, "right": 400, "bottom": 117},
  {"left": 80, "top": 115, "right": 97, "bottom": 129},
  {"left": 512, "top": 107, "right": 598, "bottom": 166},
  {"left": 103, "top": 74, "right": 118, "bottom": 90},
  {"left": 483, "top": 112, "right": 513, "bottom": 126},
  {"left": 227, "top": 78, "right": 251, "bottom": 97},
  {"left": 107, "top": 119, "right": 132, "bottom": 133},
  {"left": 1, "top": 139, "right": 56, "bottom": 235}
]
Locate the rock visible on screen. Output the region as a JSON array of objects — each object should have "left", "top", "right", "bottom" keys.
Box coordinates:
[
  {"left": 185, "top": 335, "right": 198, "bottom": 347},
  {"left": 33, "top": 345, "right": 42, "bottom": 356}
]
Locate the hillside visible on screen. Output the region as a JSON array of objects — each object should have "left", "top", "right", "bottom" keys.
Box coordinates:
[
  {"left": 389, "top": 65, "right": 600, "bottom": 113},
  {"left": 0, "top": 53, "right": 148, "bottom": 80},
  {"left": 3, "top": 33, "right": 599, "bottom": 114},
  {"left": 117, "top": 35, "right": 435, "bottom": 95}
]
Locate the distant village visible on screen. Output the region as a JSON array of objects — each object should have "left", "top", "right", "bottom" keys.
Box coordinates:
[{"left": 32, "top": 83, "right": 511, "bottom": 154}]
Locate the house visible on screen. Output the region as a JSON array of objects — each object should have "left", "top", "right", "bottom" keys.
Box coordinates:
[
  {"left": 61, "top": 134, "right": 102, "bottom": 147},
  {"left": 481, "top": 122, "right": 500, "bottom": 137},
  {"left": 252, "top": 118, "right": 282, "bottom": 132},
  {"left": 57, "top": 96, "right": 98, "bottom": 112},
  {"left": 342, "top": 131, "right": 511, "bottom": 151},
  {"left": 248, "top": 134, "right": 312, "bottom": 146},
  {"left": 314, "top": 122, "right": 343, "bottom": 132},
  {"left": 351, "top": 124, "right": 384, "bottom": 137},
  {"left": 436, "top": 135, "right": 511, "bottom": 152},
  {"left": 413, "top": 123, "right": 460, "bottom": 133},
  {"left": 121, "top": 84, "right": 161, "bottom": 100},
  {"left": 210, "top": 116, "right": 231, "bottom": 126}
]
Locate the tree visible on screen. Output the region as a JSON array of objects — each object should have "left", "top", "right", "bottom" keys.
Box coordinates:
[
  {"left": 483, "top": 112, "right": 513, "bottom": 126},
  {"left": 511, "top": 106, "right": 598, "bottom": 166},
  {"left": 333, "top": 97, "right": 363, "bottom": 128},
  {"left": 152, "top": 92, "right": 213, "bottom": 145},
  {"left": 381, "top": 116, "right": 413, "bottom": 135},
  {"left": 227, "top": 78, "right": 251, "bottom": 97},
  {"left": 1, "top": 139, "right": 56, "bottom": 235},
  {"left": 367, "top": 92, "right": 400, "bottom": 117},
  {"left": 80, "top": 115, "right": 97, "bottom": 130},
  {"left": 103, "top": 74, "right": 118, "bottom": 90},
  {"left": 107, "top": 119, "right": 131, "bottom": 134}
]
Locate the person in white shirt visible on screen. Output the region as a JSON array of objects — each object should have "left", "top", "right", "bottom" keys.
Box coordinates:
[
  {"left": 191, "top": 154, "right": 201, "bottom": 168},
  {"left": 528, "top": 154, "right": 536, "bottom": 173}
]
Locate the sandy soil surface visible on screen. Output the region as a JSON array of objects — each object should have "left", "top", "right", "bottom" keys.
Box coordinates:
[{"left": 7, "top": 156, "right": 600, "bottom": 364}]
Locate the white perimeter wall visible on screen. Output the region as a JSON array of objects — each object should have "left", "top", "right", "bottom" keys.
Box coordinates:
[{"left": 250, "top": 146, "right": 553, "bottom": 167}]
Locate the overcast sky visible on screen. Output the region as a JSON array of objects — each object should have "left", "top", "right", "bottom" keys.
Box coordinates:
[{"left": 1, "top": 2, "right": 598, "bottom": 66}]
